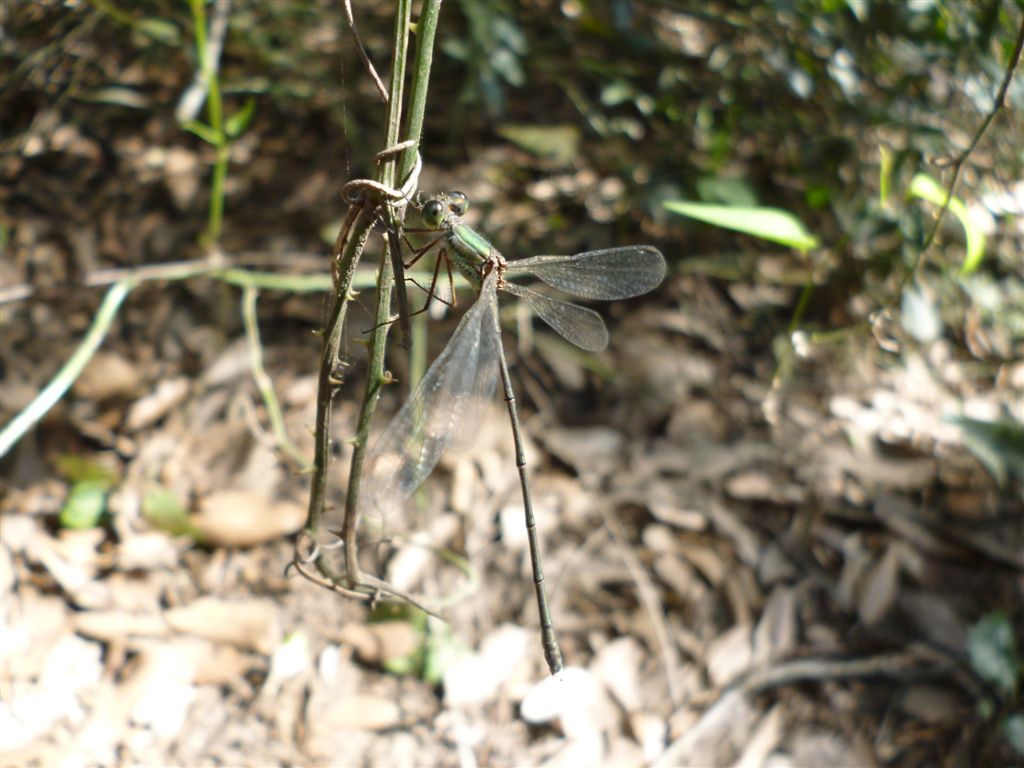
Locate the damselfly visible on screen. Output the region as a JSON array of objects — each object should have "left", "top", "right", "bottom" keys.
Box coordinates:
[{"left": 359, "top": 191, "right": 666, "bottom": 674}]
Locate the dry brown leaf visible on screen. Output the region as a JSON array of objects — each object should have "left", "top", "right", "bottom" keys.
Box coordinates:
[
  {"left": 541, "top": 426, "right": 625, "bottom": 477},
  {"left": 443, "top": 624, "right": 531, "bottom": 707},
  {"left": 163, "top": 596, "right": 281, "bottom": 654},
  {"left": 124, "top": 377, "right": 190, "bottom": 431},
  {"left": 72, "top": 351, "right": 142, "bottom": 401},
  {"left": 898, "top": 684, "right": 963, "bottom": 725},
  {"left": 706, "top": 623, "right": 753, "bottom": 688},
  {"left": 188, "top": 489, "right": 304, "bottom": 547},
  {"left": 655, "top": 689, "right": 757, "bottom": 768},
  {"left": 338, "top": 621, "right": 420, "bottom": 667},
  {"left": 752, "top": 586, "right": 798, "bottom": 666},
  {"left": 164, "top": 146, "right": 202, "bottom": 210},
  {"left": 734, "top": 704, "right": 785, "bottom": 768},
  {"left": 725, "top": 469, "right": 805, "bottom": 505},
  {"left": 899, "top": 591, "right": 969, "bottom": 654},
  {"left": 591, "top": 636, "right": 646, "bottom": 713},
  {"left": 857, "top": 543, "right": 901, "bottom": 625},
  {"left": 318, "top": 694, "right": 403, "bottom": 731},
  {"left": 73, "top": 610, "right": 170, "bottom": 642}
]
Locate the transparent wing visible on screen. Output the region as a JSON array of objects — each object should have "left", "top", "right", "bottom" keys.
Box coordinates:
[
  {"left": 502, "top": 282, "right": 609, "bottom": 352},
  {"left": 503, "top": 246, "right": 666, "bottom": 300},
  {"left": 361, "top": 271, "right": 500, "bottom": 525}
]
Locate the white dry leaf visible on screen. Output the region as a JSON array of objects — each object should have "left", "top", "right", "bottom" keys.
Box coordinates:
[
  {"left": 540, "top": 730, "right": 606, "bottom": 768},
  {"left": 835, "top": 532, "right": 870, "bottom": 613},
  {"left": 72, "top": 609, "right": 168, "bottom": 643},
  {"left": 676, "top": 540, "right": 727, "bottom": 587},
  {"left": 647, "top": 498, "right": 708, "bottom": 532},
  {"left": 163, "top": 596, "right": 281, "bottom": 655},
  {"left": 787, "top": 727, "right": 874, "bottom": 767},
  {"left": 449, "top": 456, "right": 478, "bottom": 515},
  {"left": 541, "top": 427, "right": 625, "bottom": 478},
  {"left": 200, "top": 339, "right": 251, "bottom": 387},
  {"left": 40, "top": 632, "right": 103, "bottom": 700},
  {"left": 653, "top": 555, "right": 707, "bottom": 604},
  {"left": 27, "top": 529, "right": 109, "bottom": 608},
  {"left": 629, "top": 712, "right": 668, "bottom": 763},
  {"left": 641, "top": 524, "right": 677, "bottom": 553},
  {"left": 899, "top": 591, "right": 969, "bottom": 655},
  {"left": 317, "top": 695, "right": 403, "bottom": 732},
  {"left": 734, "top": 704, "right": 786, "bottom": 768},
  {"left": 260, "top": 631, "right": 311, "bottom": 703},
  {"left": 752, "top": 586, "right": 798, "bottom": 667},
  {"left": 757, "top": 542, "right": 798, "bottom": 586},
  {"left": 898, "top": 684, "right": 962, "bottom": 725},
  {"left": 591, "top": 636, "right": 645, "bottom": 713},
  {"left": 520, "top": 667, "right": 600, "bottom": 729},
  {"left": 128, "top": 642, "right": 202, "bottom": 738},
  {"left": 386, "top": 512, "right": 461, "bottom": 593},
  {"left": 72, "top": 351, "right": 142, "bottom": 401},
  {"left": 706, "top": 623, "right": 754, "bottom": 688},
  {"left": 338, "top": 621, "right": 420, "bottom": 668},
  {"left": 188, "top": 490, "right": 304, "bottom": 547},
  {"left": 655, "top": 689, "right": 758, "bottom": 768},
  {"left": 124, "top": 377, "right": 190, "bottom": 431},
  {"left": 164, "top": 146, "right": 202, "bottom": 210},
  {"left": 857, "top": 543, "right": 902, "bottom": 626},
  {"left": 707, "top": 501, "right": 761, "bottom": 568},
  {"left": 444, "top": 624, "right": 531, "bottom": 707},
  {"left": 115, "top": 529, "right": 182, "bottom": 571}
]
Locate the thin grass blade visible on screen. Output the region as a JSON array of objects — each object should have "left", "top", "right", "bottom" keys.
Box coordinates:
[
  {"left": 503, "top": 246, "right": 666, "bottom": 300},
  {"left": 501, "top": 282, "right": 609, "bottom": 352}
]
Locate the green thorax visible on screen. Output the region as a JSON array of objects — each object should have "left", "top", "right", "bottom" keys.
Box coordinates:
[{"left": 446, "top": 220, "right": 504, "bottom": 289}]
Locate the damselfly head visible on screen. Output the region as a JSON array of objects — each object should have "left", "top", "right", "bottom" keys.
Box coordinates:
[
  {"left": 422, "top": 198, "right": 446, "bottom": 228},
  {"left": 447, "top": 190, "right": 468, "bottom": 216},
  {"left": 422, "top": 191, "right": 470, "bottom": 229}
]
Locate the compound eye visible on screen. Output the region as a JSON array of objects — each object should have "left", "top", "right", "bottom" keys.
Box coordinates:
[
  {"left": 423, "top": 200, "right": 445, "bottom": 228},
  {"left": 447, "top": 191, "right": 469, "bottom": 216}
]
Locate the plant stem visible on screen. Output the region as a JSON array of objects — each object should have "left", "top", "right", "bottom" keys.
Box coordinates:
[
  {"left": 342, "top": 0, "right": 414, "bottom": 585},
  {"left": 304, "top": 0, "right": 445, "bottom": 592},
  {"left": 0, "top": 282, "right": 133, "bottom": 458}
]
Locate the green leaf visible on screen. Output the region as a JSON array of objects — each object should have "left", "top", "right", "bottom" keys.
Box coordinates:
[
  {"left": 695, "top": 176, "right": 758, "bottom": 207},
  {"left": 1005, "top": 714, "right": 1024, "bottom": 756},
  {"left": 142, "top": 486, "right": 195, "bottom": 538},
  {"left": 496, "top": 124, "right": 579, "bottom": 166},
  {"left": 664, "top": 201, "right": 819, "bottom": 251},
  {"left": 371, "top": 606, "right": 465, "bottom": 684},
  {"left": 879, "top": 144, "right": 893, "bottom": 206},
  {"left": 75, "top": 87, "right": 150, "bottom": 109},
  {"left": 967, "top": 612, "right": 1019, "bottom": 698},
  {"left": 421, "top": 619, "right": 467, "bottom": 686},
  {"left": 182, "top": 120, "right": 220, "bottom": 146},
  {"left": 225, "top": 97, "right": 257, "bottom": 139},
  {"left": 908, "top": 173, "right": 986, "bottom": 274},
  {"left": 60, "top": 479, "right": 109, "bottom": 529},
  {"left": 136, "top": 18, "right": 180, "bottom": 45},
  {"left": 55, "top": 454, "right": 118, "bottom": 486},
  {"left": 946, "top": 415, "right": 1024, "bottom": 488}
]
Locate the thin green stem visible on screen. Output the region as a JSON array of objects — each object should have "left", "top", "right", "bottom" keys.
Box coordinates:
[
  {"left": 398, "top": 0, "right": 443, "bottom": 184},
  {"left": 188, "top": 0, "right": 228, "bottom": 243},
  {"left": 342, "top": 0, "right": 414, "bottom": 585},
  {"left": 302, "top": 0, "right": 444, "bottom": 601},
  {"left": 241, "top": 286, "right": 309, "bottom": 468},
  {"left": 306, "top": 210, "right": 374, "bottom": 555},
  {"left": 399, "top": 0, "right": 443, "bottom": 392},
  {"left": 0, "top": 282, "right": 133, "bottom": 458}
]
